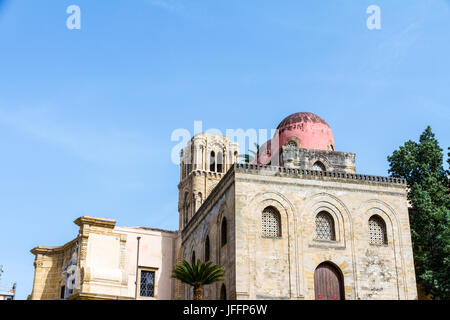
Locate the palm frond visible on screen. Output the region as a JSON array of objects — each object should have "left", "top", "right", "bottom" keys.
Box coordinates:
[{"left": 172, "top": 259, "right": 225, "bottom": 286}]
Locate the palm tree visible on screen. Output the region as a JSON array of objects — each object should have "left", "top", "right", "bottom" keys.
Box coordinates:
[
  {"left": 172, "top": 259, "right": 225, "bottom": 300},
  {"left": 239, "top": 143, "right": 260, "bottom": 164}
]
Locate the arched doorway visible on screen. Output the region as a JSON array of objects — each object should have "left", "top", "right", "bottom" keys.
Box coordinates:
[{"left": 314, "top": 262, "right": 345, "bottom": 300}]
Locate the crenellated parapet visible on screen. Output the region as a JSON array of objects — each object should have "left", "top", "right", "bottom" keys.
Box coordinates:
[{"left": 234, "top": 163, "right": 406, "bottom": 185}]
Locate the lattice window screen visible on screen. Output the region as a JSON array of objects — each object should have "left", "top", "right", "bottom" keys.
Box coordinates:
[
  {"left": 262, "top": 207, "right": 281, "bottom": 237},
  {"left": 140, "top": 271, "right": 155, "bottom": 297},
  {"left": 369, "top": 216, "right": 387, "bottom": 244},
  {"left": 315, "top": 212, "right": 335, "bottom": 240}
]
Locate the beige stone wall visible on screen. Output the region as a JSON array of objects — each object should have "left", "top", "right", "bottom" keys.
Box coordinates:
[
  {"left": 180, "top": 172, "right": 236, "bottom": 300},
  {"left": 181, "top": 164, "right": 417, "bottom": 300},
  {"left": 30, "top": 239, "right": 78, "bottom": 300},
  {"left": 115, "top": 227, "right": 178, "bottom": 300},
  {"left": 233, "top": 168, "right": 417, "bottom": 300}
]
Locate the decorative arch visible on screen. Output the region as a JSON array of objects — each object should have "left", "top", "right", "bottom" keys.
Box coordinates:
[
  {"left": 358, "top": 200, "right": 399, "bottom": 240},
  {"left": 214, "top": 197, "right": 231, "bottom": 280},
  {"left": 301, "top": 193, "right": 350, "bottom": 245},
  {"left": 312, "top": 161, "right": 326, "bottom": 172},
  {"left": 314, "top": 261, "right": 345, "bottom": 300},
  {"left": 309, "top": 155, "right": 331, "bottom": 171},
  {"left": 299, "top": 193, "right": 356, "bottom": 298},
  {"left": 309, "top": 252, "right": 353, "bottom": 300},
  {"left": 284, "top": 136, "right": 301, "bottom": 148},
  {"left": 185, "top": 237, "right": 199, "bottom": 261},
  {"left": 358, "top": 199, "right": 405, "bottom": 299},
  {"left": 245, "top": 191, "right": 300, "bottom": 298}
]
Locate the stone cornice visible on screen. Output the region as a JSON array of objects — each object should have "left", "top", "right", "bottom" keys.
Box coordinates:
[
  {"left": 74, "top": 216, "right": 116, "bottom": 229},
  {"left": 30, "top": 238, "right": 78, "bottom": 256},
  {"left": 67, "top": 292, "right": 134, "bottom": 300},
  {"left": 117, "top": 226, "right": 179, "bottom": 235},
  {"left": 178, "top": 170, "right": 225, "bottom": 189}
]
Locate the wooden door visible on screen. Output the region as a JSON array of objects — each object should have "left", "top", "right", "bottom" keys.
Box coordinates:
[{"left": 314, "top": 262, "right": 344, "bottom": 300}]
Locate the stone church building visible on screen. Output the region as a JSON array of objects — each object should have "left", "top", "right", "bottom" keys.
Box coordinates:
[{"left": 29, "top": 112, "right": 418, "bottom": 300}]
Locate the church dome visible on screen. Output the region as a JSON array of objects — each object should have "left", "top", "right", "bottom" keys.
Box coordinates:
[{"left": 276, "top": 112, "right": 334, "bottom": 151}]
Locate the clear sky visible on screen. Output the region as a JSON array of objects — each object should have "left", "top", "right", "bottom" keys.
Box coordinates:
[{"left": 0, "top": 0, "right": 449, "bottom": 299}]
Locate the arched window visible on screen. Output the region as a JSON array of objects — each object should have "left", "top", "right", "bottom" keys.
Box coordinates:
[
  {"left": 192, "top": 251, "right": 196, "bottom": 263},
  {"left": 217, "top": 151, "right": 223, "bottom": 173},
  {"left": 221, "top": 217, "right": 227, "bottom": 246},
  {"left": 315, "top": 211, "right": 335, "bottom": 241},
  {"left": 234, "top": 151, "right": 238, "bottom": 164},
  {"left": 210, "top": 151, "right": 216, "bottom": 172},
  {"left": 261, "top": 206, "right": 281, "bottom": 237},
  {"left": 288, "top": 140, "right": 297, "bottom": 147},
  {"left": 312, "top": 161, "right": 326, "bottom": 171},
  {"left": 181, "top": 161, "right": 185, "bottom": 179},
  {"left": 186, "top": 202, "right": 191, "bottom": 222},
  {"left": 220, "top": 284, "right": 227, "bottom": 300},
  {"left": 183, "top": 195, "right": 189, "bottom": 227},
  {"left": 204, "top": 236, "right": 210, "bottom": 261},
  {"left": 369, "top": 215, "right": 387, "bottom": 245},
  {"left": 196, "top": 192, "right": 203, "bottom": 210},
  {"left": 190, "top": 194, "right": 195, "bottom": 214}
]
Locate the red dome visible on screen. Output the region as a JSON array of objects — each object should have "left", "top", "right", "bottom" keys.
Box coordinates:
[
  {"left": 276, "top": 112, "right": 334, "bottom": 151},
  {"left": 256, "top": 112, "right": 335, "bottom": 165}
]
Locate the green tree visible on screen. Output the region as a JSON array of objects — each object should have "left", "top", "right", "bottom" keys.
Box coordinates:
[
  {"left": 172, "top": 259, "right": 225, "bottom": 300},
  {"left": 387, "top": 126, "right": 450, "bottom": 299}
]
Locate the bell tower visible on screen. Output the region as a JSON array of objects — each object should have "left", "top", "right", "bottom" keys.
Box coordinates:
[{"left": 178, "top": 133, "right": 239, "bottom": 230}]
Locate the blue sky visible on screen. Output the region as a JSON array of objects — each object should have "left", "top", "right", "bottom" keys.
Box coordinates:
[{"left": 0, "top": 0, "right": 449, "bottom": 299}]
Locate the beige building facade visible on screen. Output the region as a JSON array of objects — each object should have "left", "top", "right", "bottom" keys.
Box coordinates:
[
  {"left": 29, "top": 217, "right": 177, "bottom": 300},
  {"left": 30, "top": 112, "right": 418, "bottom": 300},
  {"left": 180, "top": 163, "right": 417, "bottom": 300}
]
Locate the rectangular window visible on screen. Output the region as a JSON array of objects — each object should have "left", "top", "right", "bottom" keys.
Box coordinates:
[{"left": 140, "top": 270, "right": 155, "bottom": 297}]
